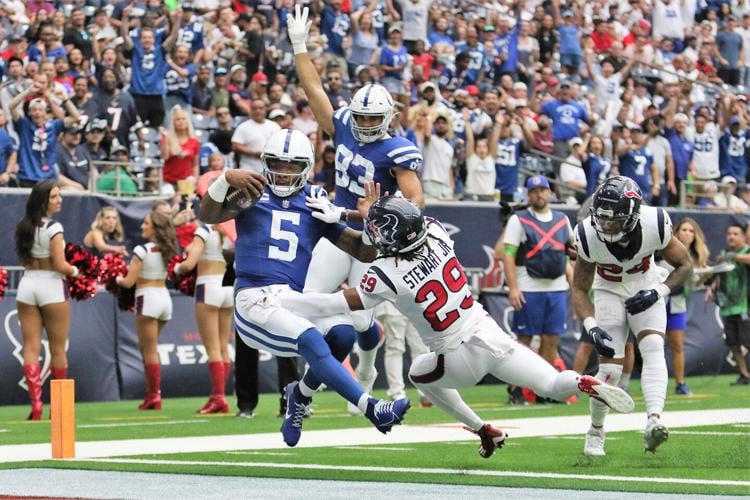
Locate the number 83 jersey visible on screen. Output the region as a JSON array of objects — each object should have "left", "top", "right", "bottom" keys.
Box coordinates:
[
  {"left": 355, "top": 219, "right": 487, "bottom": 353},
  {"left": 333, "top": 107, "right": 422, "bottom": 230},
  {"left": 575, "top": 205, "right": 672, "bottom": 298}
]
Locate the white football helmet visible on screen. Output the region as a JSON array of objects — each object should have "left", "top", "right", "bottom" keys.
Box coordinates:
[
  {"left": 349, "top": 84, "right": 394, "bottom": 143},
  {"left": 261, "top": 129, "right": 314, "bottom": 197}
]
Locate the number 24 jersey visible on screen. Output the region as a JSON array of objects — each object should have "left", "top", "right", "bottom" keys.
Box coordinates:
[
  {"left": 355, "top": 219, "right": 487, "bottom": 354},
  {"left": 575, "top": 205, "right": 672, "bottom": 298}
]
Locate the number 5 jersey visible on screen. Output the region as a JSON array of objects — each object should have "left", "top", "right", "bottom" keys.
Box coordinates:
[{"left": 575, "top": 205, "right": 673, "bottom": 299}]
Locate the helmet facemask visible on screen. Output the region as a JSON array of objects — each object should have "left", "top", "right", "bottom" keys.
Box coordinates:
[
  {"left": 592, "top": 207, "right": 639, "bottom": 243},
  {"left": 262, "top": 157, "right": 311, "bottom": 197},
  {"left": 351, "top": 111, "right": 391, "bottom": 143}
]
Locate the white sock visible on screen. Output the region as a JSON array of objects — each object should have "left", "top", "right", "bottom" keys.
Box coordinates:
[
  {"left": 639, "top": 334, "right": 667, "bottom": 418},
  {"left": 356, "top": 347, "right": 378, "bottom": 387},
  {"left": 298, "top": 377, "right": 316, "bottom": 398},
  {"left": 356, "top": 393, "right": 371, "bottom": 414},
  {"left": 619, "top": 372, "right": 632, "bottom": 391},
  {"left": 418, "top": 385, "right": 484, "bottom": 430},
  {"left": 590, "top": 363, "right": 623, "bottom": 428},
  {"left": 550, "top": 370, "right": 580, "bottom": 400}
]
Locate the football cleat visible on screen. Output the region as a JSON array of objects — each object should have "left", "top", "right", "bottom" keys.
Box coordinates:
[
  {"left": 365, "top": 397, "right": 410, "bottom": 434},
  {"left": 578, "top": 375, "right": 635, "bottom": 413},
  {"left": 347, "top": 368, "right": 378, "bottom": 416},
  {"left": 584, "top": 426, "right": 606, "bottom": 457},
  {"left": 644, "top": 416, "right": 669, "bottom": 453},
  {"left": 464, "top": 424, "right": 507, "bottom": 458},
  {"left": 280, "top": 381, "right": 311, "bottom": 447},
  {"left": 674, "top": 383, "right": 692, "bottom": 396}
]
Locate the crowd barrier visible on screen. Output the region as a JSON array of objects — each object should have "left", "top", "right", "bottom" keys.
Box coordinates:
[{"left": 0, "top": 192, "right": 747, "bottom": 404}]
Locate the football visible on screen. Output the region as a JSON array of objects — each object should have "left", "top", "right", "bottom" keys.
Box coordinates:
[{"left": 224, "top": 187, "right": 260, "bottom": 211}]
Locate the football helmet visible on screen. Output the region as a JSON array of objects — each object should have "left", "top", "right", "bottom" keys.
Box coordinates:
[
  {"left": 364, "top": 196, "right": 427, "bottom": 256},
  {"left": 590, "top": 176, "right": 642, "bottom": 243},
  {"left": 349, "top": 84, "right": 394, "bottom": 143},
  {"left": 261, "top": 128, "right": 314, "bottom": 197}
]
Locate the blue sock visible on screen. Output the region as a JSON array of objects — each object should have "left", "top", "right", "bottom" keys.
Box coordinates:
[
  {"left": 301, "top": 324, "right": 356, "bottom": 391},
  {"left": 298, "top": 328, "right": 365, "bottom": 405},
  {"left": 357, "top": 322, "right": 381, "bottom": 351}
]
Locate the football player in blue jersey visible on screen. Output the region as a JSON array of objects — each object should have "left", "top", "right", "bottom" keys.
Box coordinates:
[
  {"left": 121, "top": 6, "right": 181, "bottom": 129},
  {"left": 288, "top": 4, "right": 425, "bottom": 414},
  {"left": 200, "top": 129, "right": 411, "bottom": 447}
]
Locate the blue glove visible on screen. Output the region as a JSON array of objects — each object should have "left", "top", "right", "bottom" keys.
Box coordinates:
[
  {"left": 589, "top": 326, "right": 615, "bottom": 358},
  {"left": 625, "top": 289, "right": 660, "bottom": 315}
]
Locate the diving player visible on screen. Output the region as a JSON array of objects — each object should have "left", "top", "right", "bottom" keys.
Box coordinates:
[
  {"left": 572, "top": 176, "right": 693, "bottom": 456},
  {"left": 288, "top": 4, "right": 425, "bottom": 412},
  {"left": 199, "top": 129, "right": 410, "bottom": 447}
]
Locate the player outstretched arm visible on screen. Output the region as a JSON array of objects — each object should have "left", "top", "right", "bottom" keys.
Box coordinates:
[
  {"left": 199, "top": 170, "right": 267, "bottom": 224},
  {"left": 288, "top": 5, "right": 334, "bottom": 137}
]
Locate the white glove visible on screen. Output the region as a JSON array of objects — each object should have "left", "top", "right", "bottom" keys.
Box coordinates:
[
  {"left": 287, "top": 4, "right": 312, "bottom": 54},
  {"left": 306, "top": 195, "right": 345, "bottom": 223}
]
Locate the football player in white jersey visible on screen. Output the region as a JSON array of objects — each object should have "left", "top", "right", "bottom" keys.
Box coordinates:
[
  {"left": 572, "top": 176, "right": 693, "bottom": 456},
  {"left": 288, "top": 5, "right": 425, "bottom": 412},
  {"left": 281, "top": 182, "right": 636, "bottom": 458}
]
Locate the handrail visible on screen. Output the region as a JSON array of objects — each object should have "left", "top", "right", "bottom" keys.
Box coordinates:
[{"left": 88, "top": 160, "right": 164, "bottom": 197}]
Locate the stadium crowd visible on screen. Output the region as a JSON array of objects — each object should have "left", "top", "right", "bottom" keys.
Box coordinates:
[{"left": 0, "top": 0, "right": 749, "bottom": 209}]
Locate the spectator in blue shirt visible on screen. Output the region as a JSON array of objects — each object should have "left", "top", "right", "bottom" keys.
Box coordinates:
[
  {"left": 663, "top": 109, "right": 695, "bottom": 205},
  {"left": 379, "top": 25, "right": 409, "bottom": 97},
  {"left": 320, "top": 0, "right": 351, "bottom": 81},
  {"left": 539, "top": 82, "right": 589, "bottom": 160},
  {"left": 27, "top": 23, "right": 67, "bottom": 63},
  {"left": 719, "top": 115, "right": 749, "bottom": 183},
  {"left": 455, "top": 25, "right": 487, "bottom": 85},
  {"left": 0, "top": 109, "right": 18, "bottom": 187},
  {"left": 551, "top": 0, "right": 582, "bottom": 76},
  {"left": 716, "top": 16, "right": 744, "bottom": 85}
]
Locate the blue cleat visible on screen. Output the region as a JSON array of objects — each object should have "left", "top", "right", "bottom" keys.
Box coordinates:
[
  {"left": 365, "top": 397, "right": 411, "bottom": 434},
  {"left": 675, "top": 383, "right": 692, "bottom": 395},
  {"left": 280, "top": 381, "right": 311, "bottom": 447}
]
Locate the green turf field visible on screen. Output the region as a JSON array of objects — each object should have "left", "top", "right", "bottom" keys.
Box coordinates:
[{"left": 1, "top": 375, "right": 748, "bottom": 496}]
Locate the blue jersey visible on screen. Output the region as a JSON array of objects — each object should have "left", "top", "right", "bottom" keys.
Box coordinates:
[
  {"left": 28, "top": 44, "right": 66, "bottom": 63},
  {"left": 540, "top": 100, "right": 588, "bottom": 141},
  {"left": 177, "top": 21, "right": 204, "bottom": 53},
  {"left": 332, "top": 107, "right": 422, "bottom": 229},
  {"left": 454, "top": 42, "right": 486, "bottom": 84},
  {"left": 165, "top": 63, "right": 195, "bottom": 103},
  {"left": 428, "top": 31, "right": 452, "bottom": 47},
  {"left": 379, "top": 44, "right": 408, "bottom": 79},
  {"left": 619, "top": 146, "right": 654, "bottom": 195},
  {"left": 492, "top": 29, "right": 519, "bottom": 74},
  {"left": 664, "top": 127, "right": 693, "bottom": 180},
  {"left": 321, "top": 7, "right": 350, "bottom": 57},
  {"left": 719, "top": 129, "right": 749, "bottom": 181},
  {"left": 234, "top": 185, "right": 346, "bottom": 292},
  {"left": 14, "top": 117, "right": 63, "bottom": 182},
  {"left": 494, "top": 138, "right": 523, "bottom": 195},
  {"left": 438, "top": 64, "right": 469, "bottom": 91},
  {"left": 583, "top": 153, "right": 612, "bottom": 195},
  {"left": 130, "top": 29, "right": 168, "bottom": 96},
  {"left": 558, "top": 24, "right": 581, "bottom": 55},
  {"left": 0, "top": 128, "right": 16, "bottom": 174}
]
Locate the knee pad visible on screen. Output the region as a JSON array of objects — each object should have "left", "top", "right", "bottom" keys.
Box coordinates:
[
  {"left": 298, "top": 328, "right": 331, "bottom": 362},
  {"left": 639, "top": 334, "right": 665, "bottom": 359},
  {"left": 326, "top": 324, "right": 356, "bottom": 362},
  {"left": 357, "top": 322, "right": 382, "bottom": 351},
  {"left": 596, "top": 363, "right": 623, "bottom": 387}
]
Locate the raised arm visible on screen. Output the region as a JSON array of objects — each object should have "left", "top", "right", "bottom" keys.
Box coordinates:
[
  {"left": 463, "top": 108, "right": 475, "bottom": 157},
  {"left": 121, "top": 6, "right": 133, "bottom": 51},
  {"left": 9, "top": 84, "right": 37, "bottom": 122},
  {"left": 288, "top": 5, "right": 334, "bottom": 136},
  {"left": 163, "top": 11, "right": 182, "bottom": 52}
]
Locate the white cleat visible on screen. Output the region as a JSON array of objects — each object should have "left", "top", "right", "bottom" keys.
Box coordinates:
[
  {"left": 578, "top": 375, "right": 635, "bottom": 413},
  {"left": 347, "top": 368, "right": 378, "bottom": 416},
  {"left": 584, "top": 427, "right": 606, "bottom": 457},
  {"left": 644, "top": 417, "right": 669, "bottom": 453}
]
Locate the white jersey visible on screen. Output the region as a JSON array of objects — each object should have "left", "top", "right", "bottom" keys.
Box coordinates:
[
  {"left": 133, "top": 242, "right": 168, "bottom": 280},
  {"left": 31, "top": 218, "right": 64, "bottom": 259},
  {"left": 691, "top": 123, "right": 721, "bottom": 180},
  {"left": 574, "top": 205, "right": 672, "bottom": 298},
  {"left": 194, "top": 225, "right": 224, "bottom": 263},
  {"left": 355, "top": 219, "right": 488, "bottom": 354}
]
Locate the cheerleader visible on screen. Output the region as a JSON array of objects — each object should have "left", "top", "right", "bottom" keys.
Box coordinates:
[
  {"left": 116, "top": 211, "right": 178, "bottom": 410},
  {"left": 174, "top": 224, "right": 233, "bottom": 413},
  {"left": 83, "top": 207, "right": 128, "bottom": 257},
  {"left": 14, "top": 181, "right": 80, "bottom": 420}
]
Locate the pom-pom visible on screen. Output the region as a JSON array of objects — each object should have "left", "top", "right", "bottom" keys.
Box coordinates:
[
  {"left": 98, "top": 253, "right": 134, "bottom": 311},
  {"left": 167, "top": 254, "right": 196, "bottom": 297},
  {"left": 0, "top": 265, "right": 8, "bottom": 303},
  {"left": 64, "top": 244, "right": 99, "bottom": 301}
]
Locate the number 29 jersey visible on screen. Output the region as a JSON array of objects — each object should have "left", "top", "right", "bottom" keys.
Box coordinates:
[
  {"left": 332, "top": 107, "right": 423, "bottom": 230},
  {"left": 574, "top": 205, "right": 672, "bottom": 298},
  {"left": 355, "top": 219, "right": 487, "bottom": 353}
]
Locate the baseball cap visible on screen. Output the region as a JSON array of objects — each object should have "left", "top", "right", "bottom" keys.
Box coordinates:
[
  {"left": 110, "top": 139, "right": 128, "bottom": 155},
  {"left": 637, "top": 19, "right": 651, "bottom": 32},
  {"left": 526, "top": 175, "right": 551, "bottom": 190},
  {"left": 569, "top": 137, "right": 584, "bottom": 148},
  {"left": 512, "top": 82, "right": 528, "bottom": 91},
  {"left": 230, "top": 64, "right": 246, "bottom": 74},
  {"left": 63, "top": 123, "right": 82, "bottom": 134},
  {"left": 465, "top": 84, "right": 480, "bottom": 96},
  {"left": 420, "top": 81, "right": 438, "bottom": 93},
  {"left": 355, "top": 65, "right": 369, "bottom": 75},
  {"left": 674, "top": 113, "right": 689, "bottom": 123},
  {"left": 214, "top": 67, "right": 228, "bottom": 76},
  {"left": 86, "top": 118, "right": 108, "bottom": 132},
  {"left": 720, "top": 175, "right": 737, "bottom": 185},
  {"left": 388, "top": 23, "right": 403, "bottom": 34},
  {"left": 268, "top": 109, "right": 286, "bottom": 120},
  {"left": 483, "top": 25, "right": 495, "bottom": 32},
  {"left": 562, "top": 10, "right": 574, "bottom": 17},
  {"left": 251, "top": 71, "right": 268, "bottom": 83}
]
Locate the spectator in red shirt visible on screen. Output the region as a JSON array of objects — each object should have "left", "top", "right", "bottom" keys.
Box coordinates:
[
  {"left": 160, "top": 105, "right": 200, "bottom": 186},
  {"left": 411, "top": 40, "right": 435, "bottom": 80},
  {"left": 591, "top": 18, "right": 614, "bottom": 53},
  {"left": 1, "top": 35, "right": 27, "bottom": 62}
]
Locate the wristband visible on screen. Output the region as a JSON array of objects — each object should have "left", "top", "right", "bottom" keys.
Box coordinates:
[
  {"left": 292, "top": 42, "right": 307, "bottom": 55},
  {"left": 207, "top": 171, "right": 230, "bottom": 203},
  {"left": 583, "top": 317, "right": 598, "bottom": 333},
  {"left": 655, "top": 283, "right": 671, "bottom": 298},
  {"left": 69, "top": 266, "right": 79, "bottom": 278}
]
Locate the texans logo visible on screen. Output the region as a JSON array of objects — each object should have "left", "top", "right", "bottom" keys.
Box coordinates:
[{"left": 624, "top": 189, "right": 642, "bottom": 200}]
